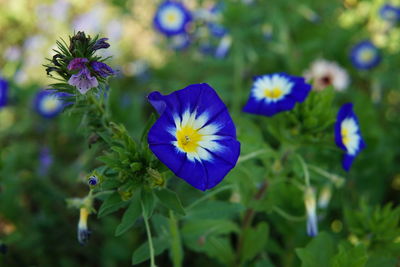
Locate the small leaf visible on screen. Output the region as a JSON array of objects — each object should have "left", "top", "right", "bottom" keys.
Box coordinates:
[
  {"left": 296, "top": 232, "right": 336, "bottom": 267},
  {"left": 131, "top": 237, "right": 169, "bottom": 265},
  {"left": 155, "top": 188, "right": 186, "bottom": 216},
  {"left": 241, "top": 222, "right": 269, "bottom": 263},
  {"left": 331, "top": 243, "right": 368, "bottom": 267},
  {"left": 115, "top": 193, "right": 142, "bottom": 237},
  {"left": 141, "top": 189, "right": 156, "bottom": 218},
  {"left": 98, "top": 192, "right": 127, "bottom": 218}
]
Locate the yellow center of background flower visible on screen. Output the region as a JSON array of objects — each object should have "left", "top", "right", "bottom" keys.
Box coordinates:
[
  {"left": 43, "top": 97, "right": 59, "bottom": 112},
  {"left": 360, "top": 49, "right": 374, "bottom": 62},
  {"left": 264, "top": 87, "right": 283, "bottom": 99},
  {"left": 341, "top": 127, "right": 349, "bottom": 145},
  {"left": 176, "top": 126, "right": 203, "bottom": 153},
  {"left": 167, "top": 13, "right": 177, "bottom": 23}
]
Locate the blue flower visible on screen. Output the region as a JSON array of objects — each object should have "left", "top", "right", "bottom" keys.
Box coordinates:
[
  {"left": 92, "top": 38, "right": 110, "bottom": 51},
  {"left": 0, "top": 77, "right": 8, "bottom": 108},
  {"left": 169, "top": 34, "right": 191, "bottom": 51},
  {"left": 91, "top": 61, "right": 115, "bottom": 77},
  {"left": 243, "top": 73, "right": 311, "bottom": 116},
  {"left": 153, "top": 1, "right": 192, "bottom": 37},
  {"left": 304, "top": 187, "right": 318, "bottom": 237},
  {"left": 68, "top": 58, "right": 89, "bottom": 71},
  {"left": 208, "top": 3, "right": 228, "bottom": 38},
  {"left": 34, "top": 90, "right": 72, "bottom": 118},
  {"left": 350, "top": 41, "right": 381, "bottom": 70},
  {"left": 147, "top": 83, "right": 241, "bottom": 191},
  {"left": 215, "top": 35, "right": 232, "bottom": 59},
  {"left": 379, "top": 4, "right": 400, "bottom": 22},
  {"left": 39, "top": 146, "right": 53, "bottom": 176},
  {"left": 335, "top": 103, "right": 365, "bottom": 171}
]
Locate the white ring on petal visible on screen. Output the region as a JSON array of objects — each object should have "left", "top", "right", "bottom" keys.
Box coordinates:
[
  {"left": 169, "top": 109, "right": 225, "bottom": 162},
  {"left": 159, "top": 5, "right": 185, "bottom": 31},
  {"left": 341, "top": 117, "right": 361, "bottom": 155},
  {"left": 252, "top": 74, "right": 294, "bottom": 103}
]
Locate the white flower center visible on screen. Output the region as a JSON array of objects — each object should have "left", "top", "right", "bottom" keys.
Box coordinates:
[
  {"left": 252, "top": 74, "right": 294, "bottom": 102},
  {"left": 341, "top": 118, "right": 360, "bottom": 155},
  {"left": 160, "top": 6, "right": 185, "bottom": 30},
  {"left": 169, "top": 109, "right": 224, "bottom": 162}
]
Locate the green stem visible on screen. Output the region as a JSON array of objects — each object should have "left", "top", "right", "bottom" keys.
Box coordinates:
[
  {"left": 296, "top": 154, "right": 310, "bottom": 187},
  {"left": 141, "top": 200, "right": 156, "bottom": 267},
  {"left": 187, "top": 185, "right": 234, "bottom": 211},
  {"left": 273, "top": 206, "right": 305, "bottom": 222},
  {"left": 238, "top": 149, "right": 269, "bottom": 164}
]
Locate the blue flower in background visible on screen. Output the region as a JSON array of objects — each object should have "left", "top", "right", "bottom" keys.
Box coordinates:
[
  {"left": 147, "top": 83, "right": 240, "bottom": 191},
  {"left": 208, "top": 3, "right": 227, "bottom": 38},
  {"left": 350, "top": 41, "right": 381, "bottom": 70},
  {"left": 169, "top": 34, "right": 191, "bottom": 51},
  {"left": 243, "top": 73, "right": 311, "bottom": 117},
  {"left": 39, "top": 146, "right": 53, "bottom": 176},
  {"left": 215, "top": 35, "right": 232, "bottom": 59},
  {"left": 153, "top": 1, "right": 192, "bottom": 37},
  {"left": 34, "top": 90, "right": 72, "bottom": 118},
  {"left": 335, "top": 103, "right": 365, "bottom": 171},
  {"left": 379, "top": 4, "right": 400, "bottom": 22},
  {"left": 0, "top": 77, "right": 8, "bottom": 108}
]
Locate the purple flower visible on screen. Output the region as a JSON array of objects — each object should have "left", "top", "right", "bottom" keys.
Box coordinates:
[
  {"left": 68, "top": 58, "right": 89, "bottom": 71},
  {"left": 68, "top": 68, "right": 98, "bottom": 94},
  {"left": 93, "top": 38, "right": 110, "bottom": 50},
  {"left": 91, "top": 61, "right": 114, "bottom": 77}
]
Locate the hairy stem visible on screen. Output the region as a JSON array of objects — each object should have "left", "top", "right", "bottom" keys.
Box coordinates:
[{"left": 141, "top": 200, "right": 156, "bottom": 267}]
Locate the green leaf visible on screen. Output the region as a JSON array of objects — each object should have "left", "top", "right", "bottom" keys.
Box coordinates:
[
  {"left": 98, "top": 192, "right": 127, "bottom": 218},
  {"left": 141, "top": 189, "right": 156, "bottom": 218},
  {"left": 115, "top": 193, "right": 142, "bottom": 237},
  {"left": 241, "top": 222, "right": 269, "bottom": 263},
  {"left": 185, "top": 201, "right": 244, "bottom": 220},
  {"left": 331, "top": 243, "right": 368, "bottom": 267},
  {"left": 155, "top": 188, "right": 186, "bottom": 216},
  {"left": 296, "top": 232, "right": 336, "bottom": 267},
  {"left": 131, "top": 236, "right": 169, "bottom": 265}
]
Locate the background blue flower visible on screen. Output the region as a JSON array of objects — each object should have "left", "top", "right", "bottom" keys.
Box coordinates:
[{"left": 243, "top": 73, "right": 311, "bottom": 117}]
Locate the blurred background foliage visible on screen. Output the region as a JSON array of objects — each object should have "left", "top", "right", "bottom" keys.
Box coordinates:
[{"left": 0, "top": 0, "right": 400, "bottom": 266}]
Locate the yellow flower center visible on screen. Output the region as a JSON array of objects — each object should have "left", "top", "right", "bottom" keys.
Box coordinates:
[
  {"left": 360, "top": 49, "right": 374, "bottom": 62},
  {"left": 176, "top": 125, "right": 203, "bottom": 153},
  {"left": 167, "top": 13, "right": 177, "bottom": 23},
  {"left": 264, "top": 87, "right": 283, "bottom": 99},
  {"left": 341, "top": 127, "right": 349, "bottom": 146},
  {"left": 43, "top": 97, "right": 59, "bottom": 112}
]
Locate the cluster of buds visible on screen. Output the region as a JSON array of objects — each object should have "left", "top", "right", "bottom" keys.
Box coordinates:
[{"left": 45, "top": 31, "right": 114, "bottom": 95}]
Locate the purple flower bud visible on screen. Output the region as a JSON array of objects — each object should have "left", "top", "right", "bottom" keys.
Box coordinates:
[
  {"left": 91, "top": 61, "right": 114, "bottom": 77},
  {"left": 93, "top": 38, "right": 110, "bottom": 50},
  {"left": 68, "top": 67, "right": 98, "bottom": 94},
  {"left": 68, "top": 58, "right": 89, "bottom": 71}
]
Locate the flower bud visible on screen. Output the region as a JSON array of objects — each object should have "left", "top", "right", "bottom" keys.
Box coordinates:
[
  {"left": 304, "top": 187, "right": 318, "bottom": 237},
  {"left": 77, "top": 208, "right": 91, "bottom": 245}
]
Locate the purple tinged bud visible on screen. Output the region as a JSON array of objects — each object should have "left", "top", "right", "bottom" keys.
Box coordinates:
[
  {"left": 68, "top": 67, "right": 98, "bottom": 94},
  {"left": 91, "top": 61, "right": 114, "bottom": 77},
  {"left": 93, "top": 38, "right": 110, "bottom": 50},
  {"left": 88, "top": 175, "right": 98, "bottom": 186},
  {"left": 68, "top": 58, "right": 89, "bottom": 71}
]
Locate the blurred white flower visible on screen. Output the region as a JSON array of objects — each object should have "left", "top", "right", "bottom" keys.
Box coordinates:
[{"left": 304, "top": 59, "right": 350, "bottom": 91}]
